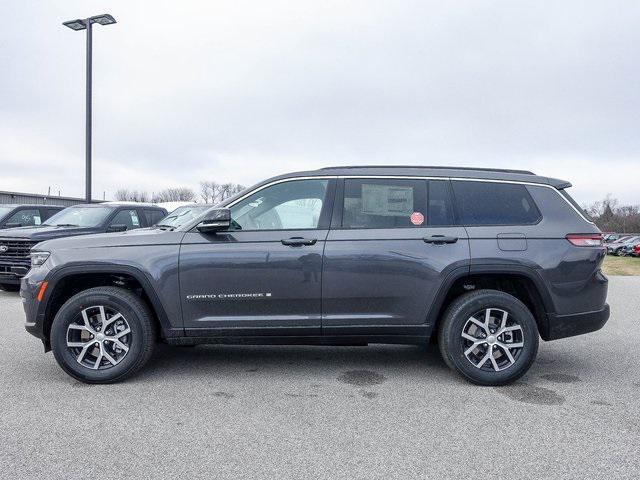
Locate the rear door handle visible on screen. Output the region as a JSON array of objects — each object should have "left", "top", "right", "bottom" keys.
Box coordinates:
[
  {"left": 423, "top": 235, "right": 458, "bottom": 245},
  {"left": 281, "top": 237, "right": 317, "bottom": 246}
]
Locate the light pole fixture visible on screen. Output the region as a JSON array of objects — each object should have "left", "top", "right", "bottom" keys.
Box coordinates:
[{"left": 63, "top": 14, "right": 117, "bottom": 203}]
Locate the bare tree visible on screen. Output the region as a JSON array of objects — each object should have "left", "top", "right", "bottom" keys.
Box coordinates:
[
  {"left": 199, "top": 181, "right": 245, "bottom": 204},
  {"left": 152, "top": 187, "right": 196, "bottom": 203},
  {"left": 584, "top": 195, "right": 640, "bottom": 233},
  {"left": 114, "top": 189, "right": 150, "bottom": 202}
]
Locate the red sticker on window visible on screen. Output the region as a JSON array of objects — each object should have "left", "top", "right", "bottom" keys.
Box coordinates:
[{"left": 410, "top": 212, "right": 424, "bottom": 225}]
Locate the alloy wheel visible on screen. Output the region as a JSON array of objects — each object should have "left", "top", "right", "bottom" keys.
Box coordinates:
[
  {"left": 66, "top": 305, "right": 131, "bottom": 370},
  {"left": 461, "top": 308, "right": 524, "bottom": 372}
]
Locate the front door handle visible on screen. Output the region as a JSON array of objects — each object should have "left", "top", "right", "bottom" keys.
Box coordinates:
[
  {"left": 281, "top": 237, "right": 317, "bottom": 247},
  {"left": 423, "top": 235, "right": 458, "bottom": 245}
]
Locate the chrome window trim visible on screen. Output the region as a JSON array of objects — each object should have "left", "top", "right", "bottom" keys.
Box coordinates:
[
  {"left": 225, "top": 176, "right": 337, "bottom": 208},
  {"left": 219, "top": 174, "right": 594, "bottom": 227}
]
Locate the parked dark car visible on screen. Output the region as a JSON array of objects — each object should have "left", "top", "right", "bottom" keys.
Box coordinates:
[
  {"left": 607, "top": 236, "right": 640, "bottom": 256},
  {"left": 0, "top": 204, "right": 64, "bottom": 229},
  {"left": 21, "top": 166, "right": 608, "bottom": 385},
  {"left": 0, "top": 203, "right": 166, "bottom": 291}
]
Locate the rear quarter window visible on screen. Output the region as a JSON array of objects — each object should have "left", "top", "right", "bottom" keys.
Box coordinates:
[{"left": 451, "top": 181, "right": 542, "bottom": 226}]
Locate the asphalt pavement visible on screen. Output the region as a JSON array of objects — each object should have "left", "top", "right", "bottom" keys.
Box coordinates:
[{"left": 1, "top": 277, "right": 639, "bottom": 479}]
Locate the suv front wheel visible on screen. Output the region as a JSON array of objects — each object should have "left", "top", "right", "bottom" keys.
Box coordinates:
[
  {"left": 438, "top": 289, "right": 539, "bottom": 386},
  {"left": 50, "top": 287, "right": 157, "bottom": 384}
]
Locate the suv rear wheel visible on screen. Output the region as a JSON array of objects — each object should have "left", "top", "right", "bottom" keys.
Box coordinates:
[
  {"left": 438, "top": 289, "right": 539, "bottom": 386},
  {"left": 50, "top": 287, "right": 156, "bottom": 384}
]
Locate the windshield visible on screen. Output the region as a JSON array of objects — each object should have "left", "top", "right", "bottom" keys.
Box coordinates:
[
  {"left": 157, "top": 205, "right": 211, "bottom": 228},
  {"left": 44, "top": 206, "right": 114, "bottom": 227},
  {"left": 0, "top": 206, "right": 13, "bottom": 218}
]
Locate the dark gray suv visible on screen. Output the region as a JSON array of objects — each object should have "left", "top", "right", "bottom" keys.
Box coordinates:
[{"left": 21, "top": 166, "right": 609, "bottom": 385}]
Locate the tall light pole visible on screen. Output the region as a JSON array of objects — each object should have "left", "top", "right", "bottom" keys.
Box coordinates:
[{"left": 63, "top": 14, "right": 116, "bottom": 203}]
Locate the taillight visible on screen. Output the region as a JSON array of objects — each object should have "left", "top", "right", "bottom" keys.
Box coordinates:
[{"left": 566, "top": 233, "right": 603, "bottom": 247}]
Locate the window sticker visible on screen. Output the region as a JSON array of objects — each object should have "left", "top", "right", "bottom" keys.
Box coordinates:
[
  {"left": 361, "top": 184, "right": 413, "bottom": 217},
  {"left": 410, "top": 212, "right": 424, "bottom": 225}
]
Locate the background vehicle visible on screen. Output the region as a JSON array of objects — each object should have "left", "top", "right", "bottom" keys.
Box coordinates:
[
  {"left": 0, "top": 203, "right": 166, "bottom": 291},
  {"left": 21, "top": 166, "right": 608, "bottom": 386},
  {"left": 604, "top": 235, "right": 631, "bottom": 254},
  {"left": 619, "top": 239, "right": 640, "bottom": 256},
  {"left": 0, "top": 204, "right": 63, "bottom": 229},
  {"left": 602, "top": 233, "right": 620, "bottom": 243},
  {"left": 633, "top": 244, "right": 640, "bottom": 257},
  {"left": 607, "top": 236, "right": 640, "bottom": 255}
]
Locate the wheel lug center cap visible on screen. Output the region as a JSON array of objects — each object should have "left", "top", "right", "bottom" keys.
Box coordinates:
[
  {"left": 95, "top": 333, "right": 105, "bottom": 342},
  {"left": 487, "top": 335, "right": 497, "bottom": 345}
]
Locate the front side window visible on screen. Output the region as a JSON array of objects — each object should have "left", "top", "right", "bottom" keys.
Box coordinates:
[
  {"left": 230, "top": 179, "right": 329, "bottom": 230},
  {"left": 110, "top": 210, "right": 141, "bottom": 230},
  {"left": 342, "top": 179, "right": 427, "bottom": 229},
  {"left": 5, "top": 209, "right": 41, "bottom": 227},
  {"left": 44, "top": 207, "right": 114, "bottom": 228},
  {"left": 451, "top": 181, "right": 541, "bottom": 226}
]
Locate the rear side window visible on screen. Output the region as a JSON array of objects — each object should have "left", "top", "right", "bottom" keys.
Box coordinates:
[
  {"left": 144, "top": 209, "right": 165, "bottom": 226},
  {"left": 41, "top": 208, "right": 62, "bottom": 221},
  {"left": 110, "top": 209, "right": 141, "bottom": 230},
  {"left": 451, "top": 181, "right": 541, "bottom": 226},
  {"left": 342, "top": 179, "right": 427, "bottom": 228}
]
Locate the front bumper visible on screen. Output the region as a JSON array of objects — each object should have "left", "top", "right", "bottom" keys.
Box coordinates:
[
  {"left": 20, "top": 266, "right": 51, "bottom": 350},
  {"left": 545, "top": 304, "right": 610, "bottom": 340},
  {"left": 0, "top": 262, "right": 30, "bottom": 284}
]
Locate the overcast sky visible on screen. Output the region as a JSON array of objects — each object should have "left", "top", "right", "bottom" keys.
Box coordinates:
[{"left": 1, "top": 1, "right": 638, "bottom": 204}]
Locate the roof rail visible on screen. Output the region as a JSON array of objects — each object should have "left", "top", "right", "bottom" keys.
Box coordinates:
[{"left": 320, "top": 165, "right": 536, "bottom": 175}]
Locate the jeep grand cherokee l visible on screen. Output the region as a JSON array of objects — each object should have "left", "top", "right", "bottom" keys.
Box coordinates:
[
  {"left": 0, "top": 203, "right": 166, "bottom": 291},
  {"left": 21, "top": 166, "right": 609, "bottom": 385}
]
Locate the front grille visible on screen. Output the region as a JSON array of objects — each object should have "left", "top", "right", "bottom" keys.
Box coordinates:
[{"left": 0, "top": 239, "right": 37, "bottom": 262}]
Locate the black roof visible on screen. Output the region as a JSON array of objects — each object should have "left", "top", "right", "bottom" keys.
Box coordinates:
[{"left": 269, "top": 165, "right": 571, "bottom": 189}]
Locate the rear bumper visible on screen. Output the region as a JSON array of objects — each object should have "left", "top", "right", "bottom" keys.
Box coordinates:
[{"left": 545, "top": 304, "right": 610, "bottom": 341}]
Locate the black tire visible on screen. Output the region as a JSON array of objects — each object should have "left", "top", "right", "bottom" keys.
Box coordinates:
[
  {"left": 0, "top": 283, "right": 20, "bottom": 292},
  {"left": 438, "top": 289, "right": 539, "bottom": 386},
  {"left": 51, "top": 287, "right": 157, "bottom": 384}
]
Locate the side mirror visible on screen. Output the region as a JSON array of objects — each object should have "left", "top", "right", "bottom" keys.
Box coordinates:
[
  {"left": 108, "top": 224, "right": 128, "bottom": 233},
  {"left": 4, "top": 222, "right": 22, "bottom": 228},
  {"left": 196, "top": 208, "right": 231, "bottom": 233}
]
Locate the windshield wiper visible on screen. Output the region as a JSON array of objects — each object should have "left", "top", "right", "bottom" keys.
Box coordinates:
[
  {"left": 155, "top": 224, "right": 176, "bottom": 230},
  {"left": 54, "top": 224, "right": 79, "bottom": 227}
]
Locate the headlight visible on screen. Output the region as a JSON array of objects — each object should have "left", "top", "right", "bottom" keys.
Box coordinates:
[{"left": 30, "top": 251, "right": 51, "bottom": 267}]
